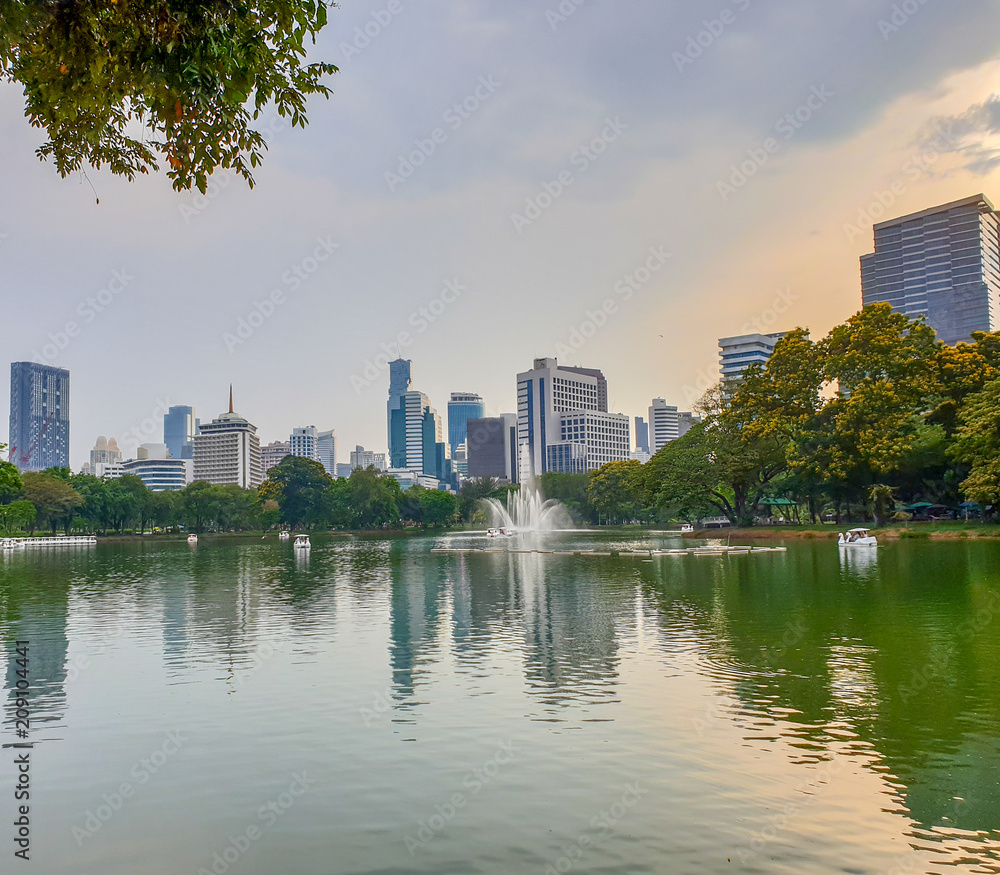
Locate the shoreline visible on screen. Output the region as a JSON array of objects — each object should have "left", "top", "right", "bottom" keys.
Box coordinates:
[{"left": 18, "top": 523, "right": 999, "bottom": 543}]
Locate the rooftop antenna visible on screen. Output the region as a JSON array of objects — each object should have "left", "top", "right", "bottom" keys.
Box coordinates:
[{"left": 229, "top": 384, "right": 234, "bottom": 413}]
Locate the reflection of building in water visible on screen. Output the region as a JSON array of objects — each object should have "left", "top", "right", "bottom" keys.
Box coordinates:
[
  {"left": 512, "top": 551, "right": 622, "bottom": 706},
  {"left": 161, "top": 578, "right": 192, "bottom": 670},
  {"left": 450, "top": 555, "right": 515, "bottom": 664},
  {"left": 389, "top": 554, "right": 445, "bottom": 701},
  {"left": 1, "top": 558, "right": 70, "bottom": 729},
  {"left": 176, "top": 547, "right": 277, "bottom": 685}
]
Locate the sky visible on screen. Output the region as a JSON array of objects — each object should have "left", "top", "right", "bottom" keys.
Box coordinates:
[{"left": 4, "top": 0, "right": 1000, "bottom": 469}]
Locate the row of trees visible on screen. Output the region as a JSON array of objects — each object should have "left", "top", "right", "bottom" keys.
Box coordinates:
[
  {"left": 258, "top": 457, "right": 463, "bottom": 531},
  {"left": 0, "top": 451, "right": 467, "bottom": 535},
  {"left": 585, "top": 305, "right": 1000, "bottom": 527}
]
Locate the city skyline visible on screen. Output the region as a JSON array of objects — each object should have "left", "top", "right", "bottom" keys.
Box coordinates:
[{"left": 4, "top": 4, "right": 1000, "bottom": 467}]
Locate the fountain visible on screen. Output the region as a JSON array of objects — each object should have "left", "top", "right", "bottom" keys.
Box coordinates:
[{"left": 483, "top": 444, "right": 573, "bottom": 532}]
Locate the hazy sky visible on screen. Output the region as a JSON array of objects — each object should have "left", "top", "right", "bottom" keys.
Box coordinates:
[{"left": 4, "top": 0, "right": 1000, "bottom": 469}]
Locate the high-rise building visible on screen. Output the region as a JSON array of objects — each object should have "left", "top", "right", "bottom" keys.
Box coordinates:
[
  {"left": 517, "top": 358, "right": 630, "bottom": 475},
  {"left": 163, "top": 406, "right": 199, "bottom": 460},
  {"left": 860, "top": 193, "right": 1000, "bottom": 346},
  {"left": 387, "top": 358, "right": 412, "bottom": 468},
  {"left": 261, "top": 441, "right": 290, "bottom": 474},
  {"left": 399, "top": 392, "right": 455, "bottom": 486},
  {"left": 466, "top": 415, "right": 519, "bottom": 483},
  {"left": 447, "top": 392, "right": 485, "bottom": 457},
  {"left": 718, "top": 332, "right": 786, "bottom": 385},
  {"left": 9, "top": 362, "right": 70, "bottom": 471},
  {"left": 289, "top": 426, "right": 319, "bottom": 462},
  {"left": 89, "top": 436, "right": 123, "bottom": 469},
  {"left": 191, "top": 388, "right": 262, "bottom": 489},
  {"left": 350, "top": 445, "right": 388, "bottom": 471},
  {"left": 678, "top": 411, "right": 700, "bottom": 439},
  {"left": 648, "top": 399, "right": 680, "bottom": 455},
  {"left": 634, "top": 417, "right": 649, "bottom": 454},
  {"left": 317, "top": 429, "right": 337, "bottom": 477},
  {"left": 386, "top": 360, "right": 456, "bottom": 487}
]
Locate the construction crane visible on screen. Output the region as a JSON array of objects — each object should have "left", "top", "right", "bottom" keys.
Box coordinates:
[{"left": 11, "top": 412, "right": 57, "bottom": 469}]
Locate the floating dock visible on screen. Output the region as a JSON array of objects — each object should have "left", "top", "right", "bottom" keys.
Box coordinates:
[
  {"left": 2, "top": 536, "right": 98, "bottom": 550},
  {"left": 431, "top": 545, "right": 786, "bottom": 557}
]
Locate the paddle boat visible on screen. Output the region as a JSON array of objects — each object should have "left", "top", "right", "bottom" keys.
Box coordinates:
[
  {"left": 293, "top": 534, "right": 311, "bottom": 550},
  {"left": 486, "top": 527, "right": 514, "bottom": 539},
  {"left": 279, "top": 531, "right": 291, "bottom": 541},
  {"left": 838, "top": 528, "right": 878, "bottom": 547},
  {"left": 187, "top": 534, "right": 198, "bottom": 544}
]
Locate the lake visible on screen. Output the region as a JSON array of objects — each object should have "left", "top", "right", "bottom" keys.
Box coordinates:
[{"left": 2, "top": 531, "right": 1000, "bottom": 874}]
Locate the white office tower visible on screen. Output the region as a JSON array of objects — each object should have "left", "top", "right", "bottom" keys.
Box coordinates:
[
  {"left": 648, "top": 399, "right": 680, "bottom": 455},
  {"left": 192, "top": 388, "right": 262, "bottom": 489},
  {"left": 289, "top": 426, "right": 319, "bottom": 462},
  {"left": 317, "top": 430, "right": 337, "bottom": 477},
  {"left": 516, "top": 358, "right": 630, "bottom": 475}
]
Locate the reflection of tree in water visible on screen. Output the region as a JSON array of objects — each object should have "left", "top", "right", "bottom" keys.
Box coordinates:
[
  {"left": 0, "top": 553, "right": 71, "bottom": 730},
  {"left": 638, "top": 542, "right": 1000, "bottom": 854}
]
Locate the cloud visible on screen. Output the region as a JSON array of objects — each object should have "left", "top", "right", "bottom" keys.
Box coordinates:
[{"left": 916, "top": 94, "right": 1000, "bottom": 173}]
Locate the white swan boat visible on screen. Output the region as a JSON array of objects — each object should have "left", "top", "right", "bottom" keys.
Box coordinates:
[
  {"left": 279, "top": 531, "right": 291, "bottom": 541},
  {"left": 838, "top": 528, "right": 878, "bottom": 547},
  {"left": 486, "top": 527, "right": 514, "bottom": 539},
  {"left": 187, "top": 534, "right": 198, "bottom": 544},
  {"left": 293, "top": 534, "right": 311, "bottom": 550}
]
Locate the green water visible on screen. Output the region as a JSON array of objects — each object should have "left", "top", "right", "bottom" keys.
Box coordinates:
[{"left": 2, "top": 532, "right": 999, "bottom": 874}]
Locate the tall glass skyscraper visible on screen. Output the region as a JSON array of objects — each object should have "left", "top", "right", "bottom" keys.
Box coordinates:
[
  {"left": 163, "top": 405, "right": 199, "bottom": 459},
  {"left": 9, "top": 362, "right": 70, "bottom": 471},
  {"left": 447, "top": 392, "right": 485, "bottom": 457},
  {"left": 388, "top": 359, "right": 412, "bottom": 469},
  {"left": 861, "top": 193, "right": 1000, "bottom": 346}
]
